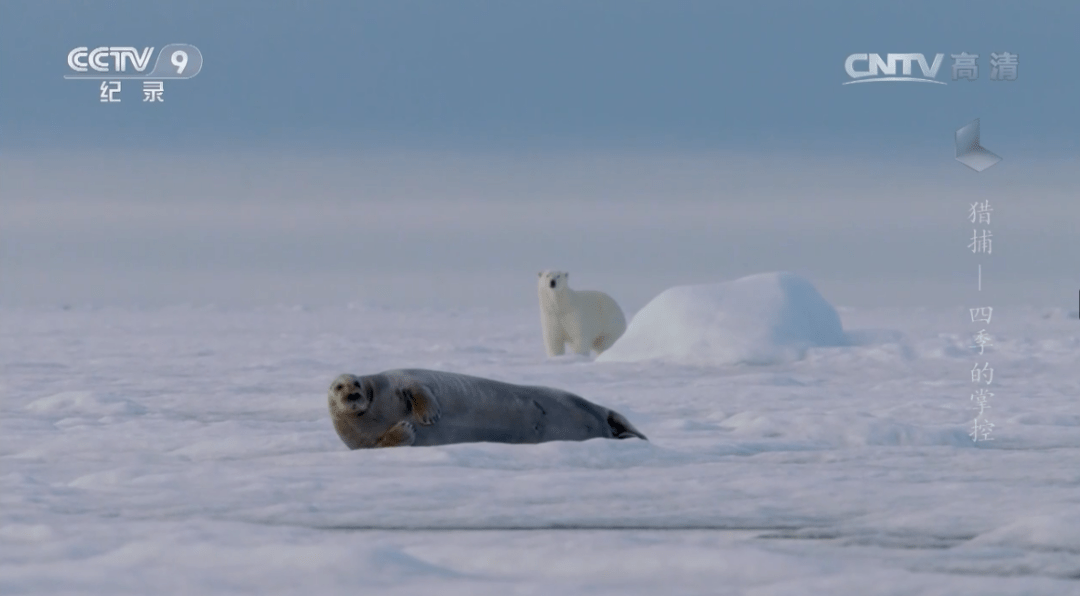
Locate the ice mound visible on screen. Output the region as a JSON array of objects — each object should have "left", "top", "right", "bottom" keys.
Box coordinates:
[{"left": 596, "top": 272, "right": 846, "bottom": 366}]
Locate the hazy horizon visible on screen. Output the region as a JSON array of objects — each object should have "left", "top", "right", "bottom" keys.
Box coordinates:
[{"left": 2, "top": 149, "right": 1076, "bottom": 311}]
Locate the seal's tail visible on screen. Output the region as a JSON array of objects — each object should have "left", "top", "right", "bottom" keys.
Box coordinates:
[{"left": 607, "top": 411, "right": 647, "bottom": 441}]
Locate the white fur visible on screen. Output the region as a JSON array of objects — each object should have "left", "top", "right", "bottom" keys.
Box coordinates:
[{"left": 537, "top": 270, "right": 627, "bottom": 357}]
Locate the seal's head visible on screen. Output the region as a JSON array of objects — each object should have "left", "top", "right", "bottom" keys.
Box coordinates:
[
  {"left": 538, "top": 270, "right": 568, "bottom": 291},
  {"left": 328, "top": 373, "right": 415, "bottom": 449},
  {"left": 324, "top": 369, "right": 438, "bottom": 449},
  {"left": 328, "top": 373, "right": 386, "bottom": 449},
  {"left": 327, "top": 373, "right": 374, "bottom": 417}
]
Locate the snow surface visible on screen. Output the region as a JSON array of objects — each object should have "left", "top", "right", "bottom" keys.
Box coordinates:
[
  {"left": 597, "top": 272, "right": 847, "bottom": 366},
  {"left": 2, "top": 302, "right": 1079, "bottom": 595}
]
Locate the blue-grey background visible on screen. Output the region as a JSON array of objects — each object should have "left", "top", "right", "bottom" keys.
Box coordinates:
[{"left": 2, "top": 0, "right": 1077, "bottom": 310}]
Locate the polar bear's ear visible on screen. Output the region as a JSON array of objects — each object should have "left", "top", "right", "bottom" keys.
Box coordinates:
[{"left": 538, "top": 271, "right": 543, "bottom": 277}]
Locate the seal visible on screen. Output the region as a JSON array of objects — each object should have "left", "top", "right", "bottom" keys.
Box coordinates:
[{"left": 327, "top": 368, "right": 647, "bottom": 449}]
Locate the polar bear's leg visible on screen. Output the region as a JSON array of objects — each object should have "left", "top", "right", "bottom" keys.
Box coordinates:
[
  {"left": 593, "top": 317, "right": 620, "bottom": 352},
  {"left": 570, "top": 335, "right": 591, "bottom": 356},
  {"left": 570, "top": 310, "right": 599, "bottom": 356},
  {"left": 549, "top": 335, "right": 566, "bottom": 356},
  {"left": 592, "top": 334, "right": 610, "bottom": 353},
  {"left": 594, "top": 293, "right": 627, "bottom": 353},
  {"left": 542, "top": 321, "right": 566, "bottom": 356}
]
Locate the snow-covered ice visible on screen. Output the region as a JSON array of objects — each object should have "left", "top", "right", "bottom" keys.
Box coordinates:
[
  {"left": 597, "top": 272, "right": 847, "bottom": 366},
  {"left": 2, "top": 300, "right": 1079, "bottom": 595}
]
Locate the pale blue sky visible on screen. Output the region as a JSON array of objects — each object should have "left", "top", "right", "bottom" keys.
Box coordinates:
[
  {"left": 1, "top": 1, "right": 1077, "bottom": 310},
  {"left": 2, "top": 0, "right": 1078, "bottom": 152}
]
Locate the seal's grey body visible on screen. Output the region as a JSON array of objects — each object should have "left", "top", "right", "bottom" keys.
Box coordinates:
[{"left": 328, "top": 368, "right": 646, "bottom": 449}]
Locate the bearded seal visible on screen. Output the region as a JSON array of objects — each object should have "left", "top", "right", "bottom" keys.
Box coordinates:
[{"left": 327, "top": 368, "right": 647, "bottom": 449}]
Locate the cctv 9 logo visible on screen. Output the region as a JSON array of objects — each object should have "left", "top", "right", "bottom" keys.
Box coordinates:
[
  {"left": 65, "top": 44, "right": 203, "bottom": 79},
  {"left": 150, "top": 44, "right": 203, "bottom": 78}
]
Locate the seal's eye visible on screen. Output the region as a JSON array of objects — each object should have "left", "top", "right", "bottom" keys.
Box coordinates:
[{"left": 334, "top": 384, "right": 343, "bottom": 392}]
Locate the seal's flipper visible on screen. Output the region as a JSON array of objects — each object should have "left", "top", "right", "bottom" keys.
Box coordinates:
[
  {"left": 401, "top": 383, "right": 441, "bottom": 425},
  {"left": 607, "top": 411, "right": 647, "bottom": 441},
  {"left": 376, "top": 420, "right": 416, "bottom": 447}
]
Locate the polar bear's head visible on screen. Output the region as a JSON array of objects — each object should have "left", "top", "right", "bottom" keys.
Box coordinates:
[{"left": 538, "top": 270, "right": 568, "bottom": 292}]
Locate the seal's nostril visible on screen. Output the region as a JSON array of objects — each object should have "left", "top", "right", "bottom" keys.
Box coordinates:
[{"left": 345, "top": 392, "right": 362, "bottom": 401}]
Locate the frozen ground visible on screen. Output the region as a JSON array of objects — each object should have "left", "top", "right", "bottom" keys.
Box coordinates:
[{"left": 2, "top": 302, "right": 1079, "bottom": 595}]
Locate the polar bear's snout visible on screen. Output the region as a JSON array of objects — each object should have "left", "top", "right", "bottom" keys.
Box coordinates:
[{"left": 549, "top": 279, "right": 557, "bottom": 289}]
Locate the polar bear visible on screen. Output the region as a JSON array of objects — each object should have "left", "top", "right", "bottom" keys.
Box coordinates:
[{"left": 538, "top": 270, "right": 627, "bottom": 357}]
